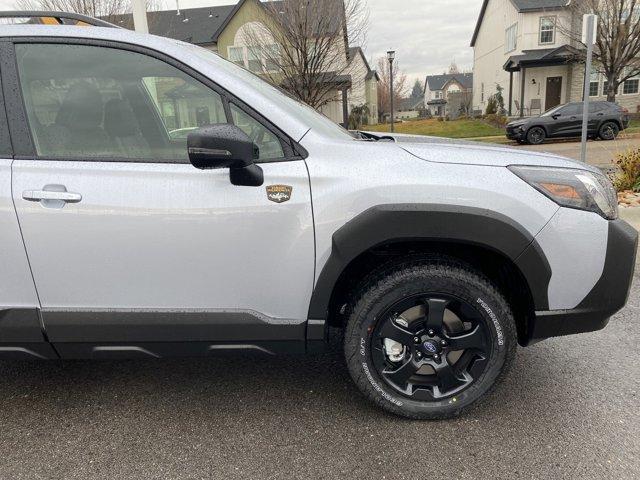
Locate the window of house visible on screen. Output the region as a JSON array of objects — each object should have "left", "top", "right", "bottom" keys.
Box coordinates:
[
  {"left": 264, "top": 44, "right": 279, "bottom": 71},
  {"left": 505, "top": 23, "right": 517, "bottom": 53},
  {"left": 623, "top": 70, "right": 640, "bottom": 95},
  {"left": 539, "top": 17, "right": 556, "bottom": 44},
  {"left": 589, "top": 68, "right": 600, "bottom": 97},
  {"left": 15, "top": 43, "right": 229, "bottom": 161},
  {"left": 247, "top": 47, "right": 262, "bottom": 73},
  {"left": 481, "top": 83, "right": 484, "bottom": 102},
  {"left": 435, "top": 91, "right": 443, "bottom": 99},
  {"left": 228, "top": 46, "right": 245, "bottom": 67}
]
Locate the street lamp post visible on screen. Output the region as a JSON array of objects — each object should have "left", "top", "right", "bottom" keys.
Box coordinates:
[{"left": 387, "top": 50, "right": 396, "bottom": 133}]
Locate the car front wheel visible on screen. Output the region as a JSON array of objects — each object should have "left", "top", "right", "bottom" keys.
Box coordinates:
[
  {"left": 344, "top": 256, "right": 516, "bottom": 420},
  {"left": 599, "top": 122, "right": 619, "bottom": 140},
  {"left": 526, "top": 126, "right": 546, "bottom": 145}
]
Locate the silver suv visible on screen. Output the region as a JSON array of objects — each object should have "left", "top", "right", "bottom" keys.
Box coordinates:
[{"left": 0, "top": 14, "right": 636, "bottom": 419}]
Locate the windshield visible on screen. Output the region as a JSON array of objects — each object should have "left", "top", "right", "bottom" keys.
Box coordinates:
[{"left": 182, "top": 43, "right": 355, "bottom": 141}]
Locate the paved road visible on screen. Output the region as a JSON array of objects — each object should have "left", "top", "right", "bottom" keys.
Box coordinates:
[
  {"left": 0, "top": 283, "right": 639, "bottom": 478},
  {"left": 512, "top": 136, "right": 640, "bottom": 168}
]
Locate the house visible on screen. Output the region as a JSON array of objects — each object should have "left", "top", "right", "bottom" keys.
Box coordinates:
[
  {"left": 423, "top": 73, "right": 473, "bottom": 117},
  {"left": 109, "top": 0, "right": 379, "bottom": 125},
  {"left": 393, "top": 97, "right": 424, "bottom": 121},
  {"left": 470, "top": 0, "right": 640, "bottom": 116}
]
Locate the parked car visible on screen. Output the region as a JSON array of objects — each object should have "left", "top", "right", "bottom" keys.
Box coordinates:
[
  {"left": 506, "top": 101, "right": 630, "bottom": 145},
  {"left": 0, "top": 13, "right": 637, "bottom": 420}
]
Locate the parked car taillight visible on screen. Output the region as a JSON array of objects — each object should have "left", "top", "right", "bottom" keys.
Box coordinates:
[{"left": 621, "top": 107, "right": 629, "bottom": 113}]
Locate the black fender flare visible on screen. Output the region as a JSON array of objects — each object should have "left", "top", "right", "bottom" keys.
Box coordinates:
[{"left": 307, "top": 204, "right": 551, "bottom": 322}]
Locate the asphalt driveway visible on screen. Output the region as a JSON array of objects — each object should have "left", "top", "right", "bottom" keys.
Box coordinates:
[
  {"left": 512, "top": 136, "right": 640, "bottom": 168},
  {"left": 0, "top": 277, "right": 638, "bottom": 479}
]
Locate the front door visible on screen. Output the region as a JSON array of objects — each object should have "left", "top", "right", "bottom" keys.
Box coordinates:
[
  {"left": 9, "top": 42, "right": 315, "bottom": 350},
  {"left": 545, "top": 77, "right": 563, "bottom": 110}
]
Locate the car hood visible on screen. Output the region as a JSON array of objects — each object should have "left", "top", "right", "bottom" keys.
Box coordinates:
[{"left": 377, "top": 133, "right": 600, "bottom": 171}]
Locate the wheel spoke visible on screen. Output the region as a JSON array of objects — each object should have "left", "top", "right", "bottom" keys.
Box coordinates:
[
  {"left": 383, "top": 359, "right": 419, "bottom": 389},
  {"left": 424, "top": 298, "right": 448, "bottom": 331},
  {"left": 377, "top": 319, "right": 414, "bottom": 346},
  {"left": 433, "top": 358, "right": 461, "bottom": 393},
  {"left": 446, "top": 325, "right": 486, "bottom": 352}
]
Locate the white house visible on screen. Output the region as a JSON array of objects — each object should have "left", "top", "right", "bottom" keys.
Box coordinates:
[
  {"left": 470, "top": 0, "right": 640, "bottom": 116},
  {"left": 423, "top": 73, "right": 473, "bottom": 117}
]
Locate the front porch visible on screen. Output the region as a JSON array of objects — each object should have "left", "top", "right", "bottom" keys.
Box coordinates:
[{"left": 503, "top": 45, "right": 581, "bottom": 117}]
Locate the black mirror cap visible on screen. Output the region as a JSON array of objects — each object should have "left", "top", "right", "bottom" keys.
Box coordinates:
[{"left": 188, "top": 124, "right": 255, "bottom": 170}]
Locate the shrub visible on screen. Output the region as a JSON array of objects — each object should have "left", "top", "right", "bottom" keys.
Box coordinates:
[
  {"left": 484, "top": 113, "right": 508, "bottom": 128},
  {"left": 485, "top": 96, "right": 498, "bottom": 115},
  {"left": 437, "top": 116, "right": 444, "bottom": 122},
  {"left": 613, "top": 148, "right": 640, "bottom": 192}
]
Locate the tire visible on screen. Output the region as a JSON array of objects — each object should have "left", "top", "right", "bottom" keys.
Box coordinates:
[
  {"left": 344, "top": 256, "right": 517, "bottom": 420},
  {"left": 599, "top": 122, "right": 619, "bottom": 141},
  {"left": 526, "top": 126, "right": 546, "bottom": 145}
]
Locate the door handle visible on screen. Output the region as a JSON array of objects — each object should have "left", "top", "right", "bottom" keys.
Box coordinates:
[{"left": 22, "top": 185, "right": 82, "bottom": 208}]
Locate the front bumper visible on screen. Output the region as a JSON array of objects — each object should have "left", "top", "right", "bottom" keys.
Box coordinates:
[
  {"left": 506, "top": 125, "right": 526, "bottom": 140},
  {"left": 526, "top": 219, "right": 637, "bottom": 344}
]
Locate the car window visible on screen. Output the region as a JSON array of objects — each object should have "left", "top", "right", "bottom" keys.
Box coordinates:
[
  {"left": 560, "top": 104, "right": 581, "bottom": 116},
  {"left": 0, "top": 74, "right": 11, "bottom": 158},
  {"left": 15, "top": 43, "right": 229, "bottom": 161},
  {"left": 230, "top": 103, "right": 284, "bottom": 160}
]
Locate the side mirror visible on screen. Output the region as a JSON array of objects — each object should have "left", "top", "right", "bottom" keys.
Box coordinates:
[
  {"left": 551, "top": 114, "right": 560, "bottom": 120},
  {"left": 187, "top": 124, "right": 263, "bottom": 187}
]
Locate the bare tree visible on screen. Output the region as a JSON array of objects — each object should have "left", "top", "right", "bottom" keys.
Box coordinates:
[
  {"left": 15, "top": 0, "right": 159, "bottom": 24},
  {"left": 240, "top": 0, "right": 369, "bottom": 109},
  {"left": 376, "top": 57, "right": 407, "bottom": 122},
  {"left": 560, "top": 0, "right": 640, "bottom": 102}
]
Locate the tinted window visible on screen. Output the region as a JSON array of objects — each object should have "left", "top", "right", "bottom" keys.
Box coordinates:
[
  {"left": 16, "top": 43, "right": 228, "bottom": 161},
  {"left": 560, "top": 104, "right": 581, "bottom": 115},
  {"left": 0, "top": 73, "right": 11, "bottom": 157}
]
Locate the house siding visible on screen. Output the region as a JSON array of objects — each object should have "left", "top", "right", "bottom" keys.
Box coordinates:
[{"left": 472, "top": 0, "right": 640, "bottom": 114}]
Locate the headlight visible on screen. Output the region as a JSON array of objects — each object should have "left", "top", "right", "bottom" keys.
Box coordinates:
[{"left": 508, "top": 165, "right": 618, "bottom": 220}]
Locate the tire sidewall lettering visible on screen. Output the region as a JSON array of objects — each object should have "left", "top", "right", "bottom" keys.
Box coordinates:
[
  {"left": 360, "top": 335, "right": 404, "bottom": 407},
  {"left": 476, "top": 297, "right": 504, "bottom": 347}
]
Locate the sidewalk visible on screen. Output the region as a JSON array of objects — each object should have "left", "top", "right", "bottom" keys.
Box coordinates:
[{"left": 620, "top": 207, "right": 640, "bottom": 231}]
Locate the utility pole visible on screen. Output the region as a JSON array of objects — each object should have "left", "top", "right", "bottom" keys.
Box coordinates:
[
  {"left": 132, "top": 0, "right": 149, "bottom": 34},
  {"left": 580, "top": 14, "right": 597, "bottom": 163},
  {"left": 387, "top": 50, "right": 396, "bottom": 133}
]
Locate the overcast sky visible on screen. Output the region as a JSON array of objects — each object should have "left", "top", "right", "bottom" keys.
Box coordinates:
[{"left": 0, "top": 0, "right": 482, "bottom": 89}]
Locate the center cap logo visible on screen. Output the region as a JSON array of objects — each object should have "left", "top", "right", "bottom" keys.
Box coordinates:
[{"left": 422, "top": 341, "right": 438, "bottom": 354}]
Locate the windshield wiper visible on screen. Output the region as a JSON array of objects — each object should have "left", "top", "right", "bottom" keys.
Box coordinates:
[{"left": 354, "top": 131, "right": 396, "bottom": 142}]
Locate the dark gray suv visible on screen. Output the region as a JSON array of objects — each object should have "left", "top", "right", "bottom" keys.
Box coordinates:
[{"left": 506, "top": 101, "right": 630, "bottom": 145}]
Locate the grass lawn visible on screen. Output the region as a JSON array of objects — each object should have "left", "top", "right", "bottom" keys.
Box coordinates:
[
  {"left": 367, "top": 118, "right": 505, "bottom": 139},
  {"left": 628, "top": 119, "right": 640, "bottom": 133}
]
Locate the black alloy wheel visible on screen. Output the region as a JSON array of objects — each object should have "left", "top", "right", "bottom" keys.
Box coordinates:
[
  {"left": 599, "top": 122, "right": 619, "bottom": 141},
  {"left": 526, "top": 126, "right": 546, "bottom": 145},
  {"left": 371, "top": 294, "right": 491, "bottom": 400}
]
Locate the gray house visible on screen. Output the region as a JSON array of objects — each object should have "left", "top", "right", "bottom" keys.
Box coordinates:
[{"left": 423, "top": 73, "right": 473, "bottom": 117}]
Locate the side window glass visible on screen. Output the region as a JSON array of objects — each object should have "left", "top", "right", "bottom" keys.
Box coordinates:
[
  {"left": 141, "top": 76, "right": 226, "bottom": 141},
  {"left": 15, "top": 43, "right": 228, "bottom": 161},
  {"left": 560, "top": 104, "right": 580, "bottom": 116},
  {"left": 0, "top": 74, "right": 11, "bottom": 158},
  {"left": 230, "top": 104, "right": 284, "bottom": 160}
]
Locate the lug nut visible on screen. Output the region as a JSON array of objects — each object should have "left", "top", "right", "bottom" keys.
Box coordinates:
[
  {"left": 414, "top": 336, "right": 420, "bottom": 343},
  {"left": 416, "top": 352, "right": 422, "bottom": 358},
  {"left": 441, "top": 340, "right": 447, "bottom": 346},
  {"left": 428, "top": 329, "right": 435, "bottom": 337},
  {"left": 434, "top": 354, "right": 440, "bottom": 361}
]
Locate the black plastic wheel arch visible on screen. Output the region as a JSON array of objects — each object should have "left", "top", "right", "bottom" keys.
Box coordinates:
[{"left": 307, "top": 204, "right": 552, "bottom": 321}]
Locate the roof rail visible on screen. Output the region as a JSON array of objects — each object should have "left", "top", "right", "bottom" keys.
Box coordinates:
[{"left": 0, "top": 11, "right": 120, "bottom": 28}]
